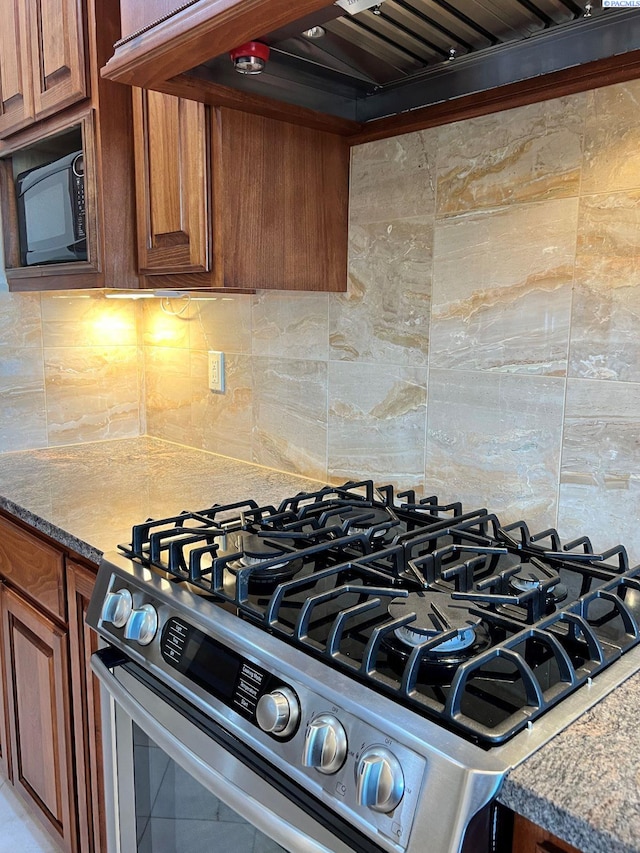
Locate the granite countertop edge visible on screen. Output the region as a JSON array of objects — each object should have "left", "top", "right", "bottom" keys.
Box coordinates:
[
  {"left": 0, "top": 495, "right": 104, "bottom": 565},
  {"left": 498, "top": 774, "right": 637, "bottom": 853}
]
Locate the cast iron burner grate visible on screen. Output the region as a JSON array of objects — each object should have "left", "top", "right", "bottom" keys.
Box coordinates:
[{"left": 118, "top": 480, "right": 640, "bottom": 747}]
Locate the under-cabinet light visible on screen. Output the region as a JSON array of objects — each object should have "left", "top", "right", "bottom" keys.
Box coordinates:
[{"left": 104, "top": 291, "right": 156, "bottom": 299}]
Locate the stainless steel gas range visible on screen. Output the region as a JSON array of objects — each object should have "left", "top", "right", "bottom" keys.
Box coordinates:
[{"left": 86, "top": 481, "right": 640, "bottom": 853}]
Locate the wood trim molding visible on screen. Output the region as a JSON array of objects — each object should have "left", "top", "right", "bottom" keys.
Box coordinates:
[
  {"left": 158, "top": 72, "right": 361, "bottom": 135},
  {"left": 349, "top": 48, "right": 640, "bottom": 144}
]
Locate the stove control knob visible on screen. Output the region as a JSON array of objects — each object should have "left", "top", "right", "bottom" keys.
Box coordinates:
[
  {"left": 256, "top": 687, "right": 299, "bottom": 738},
  {"left": 123, "top": 604, "right": 158, "bottom": 646},
  {"left": 303, "top": 714, "right": 347, "bottom": 775},
  {"left": 356, "top": 747, "right": 404, "bottom": 813},
  {"left": 101, "top": 589, "right": 133, "bottom": 628}
]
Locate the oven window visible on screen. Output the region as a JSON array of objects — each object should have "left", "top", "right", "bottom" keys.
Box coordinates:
[{"left": 132, "top": 722, "right": 287, "bottom": 853}]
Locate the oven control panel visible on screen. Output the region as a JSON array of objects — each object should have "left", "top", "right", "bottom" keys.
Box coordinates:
[
  {"left": 160, "top": 616, "right": 301, "bottom": 737},
  {"left": 91, "top": 563, "right": 430, "bottom": 852}
]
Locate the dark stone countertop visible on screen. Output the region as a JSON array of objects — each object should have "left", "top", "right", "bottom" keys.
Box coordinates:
[
  {"left": 498, "top": 669, "right": 640, "bottom": 853},
  {"left": 0, "top": 436, "right": 638, "bottom": 853}
]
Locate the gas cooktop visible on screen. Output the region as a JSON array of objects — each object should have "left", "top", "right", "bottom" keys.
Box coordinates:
[{"left": 115, "top": 479, "right": 640, "bottom": 748}]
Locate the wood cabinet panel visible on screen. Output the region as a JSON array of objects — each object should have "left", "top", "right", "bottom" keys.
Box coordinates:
[
  {"left": 28, "top": 0, "right": 87, "bottom": 120},
  {"left": 134, "top": 94, "right": 347, "bottom": 291},
  {"left": 0, "top": 514, "right": 66, "bottom": 620},
  {"left": 214, "top": 107, "right": 349, "bottom": 291},
  {"left": 0, "top": 585, "right": 8, "bottom": 781},
  {"left": 67, "top": 560, "right": 105, "bottom": 853},
  {"left": 0, "top": 0, "right": 34, "bottom": 136},
  {"left": 133, "top": 86, "right": 209, "bottom": 274},
  {"left": 512, "top": 813, "right": 582, "bottom": 853},
  {"left": 2, "top": 585, "right": 75, "bottom": 851},
  {"left": 0, "top": 0, "right": 86, "bottom": 139}
]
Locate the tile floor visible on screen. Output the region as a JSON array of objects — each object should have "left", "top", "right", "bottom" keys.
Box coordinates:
[{"left": 0, "top": 775, "right": 61, "bottom": 852}]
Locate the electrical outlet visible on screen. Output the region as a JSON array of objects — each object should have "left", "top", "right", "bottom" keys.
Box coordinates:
[{"left": 208, "top": 351, "right": 225, "bottom": 393}]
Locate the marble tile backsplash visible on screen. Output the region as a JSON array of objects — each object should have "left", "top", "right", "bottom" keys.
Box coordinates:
[
  {"left": 0, "top": 294, "right": 143, "bottom": 451},
  {"left": 1, "top": 77, "right": 640, "bottom": 560}
]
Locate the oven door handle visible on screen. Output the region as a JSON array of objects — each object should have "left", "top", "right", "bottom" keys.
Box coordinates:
[{"left": 91, "top": 650, "right": 339, "bottom": 853}]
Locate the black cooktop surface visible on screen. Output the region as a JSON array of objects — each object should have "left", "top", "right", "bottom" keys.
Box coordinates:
[{"left": 119, "top": 480, "right": 640, "bottom": 746}]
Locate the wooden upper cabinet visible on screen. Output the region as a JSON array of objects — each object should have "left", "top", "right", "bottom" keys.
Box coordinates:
[
  {"left": 0, "top": 0, "right": 139, "bottom": 292},
  {"left": 28, "top": 0, "right": 87, "bottom": 121},
  {"left": 133, "top": 87, "right": 209, "bottom": 275},
  {"left": 0, "top": 0, "right": 86, "bottom": 139},
  {"left": 213, "top": 107, "right": 349, "bottom": 292},
  {"left": 0, "top": 0, "right": 34, "bottom": 136},
  {"left": 134, "top": 97, "right": 348, "bottom": 292}
]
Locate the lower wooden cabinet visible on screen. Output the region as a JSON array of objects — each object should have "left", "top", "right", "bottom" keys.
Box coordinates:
[
  {"left": 1, "top": 584, "right": 76, "bottom": 851},
  {"left": 0, "top": 511, "right": 103, "bottom": 853},
  {"left": 67, "top": 560, "right": 105, "bottom": 853},
  {"left": 512, "top": 813, "right": 583, "bottom": 853},
  {"left": 0, "top": 585, "right": 8, "bottom": 781}
]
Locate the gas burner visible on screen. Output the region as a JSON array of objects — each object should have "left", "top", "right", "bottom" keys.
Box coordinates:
[
  {"left": 383, "top": 591, "right": 493, "bottom": 680},
  {"left": 339, "top": 505, "right": 395, "bottom": 537},
  {"left": 296, "top": 497, "right": 398, "bottom": 540},
  {"left": 389, "top": 591, "right": 483, "bottom": 650},
  {"left": 226, "top": 531, "right": 302, "bottom": 590},
  {"left": 509, "top": 562, "right": 567, "bottom": 604},
  {"left": 228, "top": 553, "right": 287, "bottom": 571},
  {"left": 226, "top": 555, "right": 304, "bottom": 591}
]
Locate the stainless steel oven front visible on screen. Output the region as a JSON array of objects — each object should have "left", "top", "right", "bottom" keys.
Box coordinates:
[
  {"left": 92, "top": 650, "right": 367, "bottom": 853},
  {"left": 87, "top": 555, "right": 514, "bottom": 853},
  {"left": 86, "top": 480, "right": 640, "bottom": 853}
]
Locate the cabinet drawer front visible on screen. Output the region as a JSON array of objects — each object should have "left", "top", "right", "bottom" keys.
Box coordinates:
[{"left": 0, "top": 515, "right": 65, "bottom": 620}]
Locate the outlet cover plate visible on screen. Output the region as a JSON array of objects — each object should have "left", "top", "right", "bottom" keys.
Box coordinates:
[{"left": 208, "top": 351, "right": 225, "bottom": 393}]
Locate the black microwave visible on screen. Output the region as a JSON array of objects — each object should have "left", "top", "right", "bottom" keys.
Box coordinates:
[{"left": 16, "top": 150, "right": 87, "bottom": 266}]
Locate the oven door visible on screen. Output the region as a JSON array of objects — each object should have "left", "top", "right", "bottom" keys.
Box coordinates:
[{"left": 91, "top": 649, "right": 385, "bottom": 853}]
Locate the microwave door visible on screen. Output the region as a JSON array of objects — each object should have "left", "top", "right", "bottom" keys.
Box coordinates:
[{"left": 18, "top": 156, "right": 86, "bottom": 266}]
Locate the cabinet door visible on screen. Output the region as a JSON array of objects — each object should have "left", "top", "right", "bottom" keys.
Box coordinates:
[
  {"left": 0, "top": 585, "right": 9, "bottom": 781},
  {"left": 2, "top": 586, "right": 76, "bottom": 852},
  {"left": 214, "top": 107, "right": 349, "bottom": 291},
  {"left": 67, "top": 560, "right": 106, "bottom": 853},
  {"left": 27, "top": 0, "right": 87, "bottom": 122},
  {"left": 133, "top": 87, "right": 210, "bottom": 275},
  {"left": 0, "top": 0, "right": 34, "bottom": 137}
]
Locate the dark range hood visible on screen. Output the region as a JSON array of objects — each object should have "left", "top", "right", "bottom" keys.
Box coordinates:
[{"left": 189, "top": 2, "right": 640, "bottom": 123}]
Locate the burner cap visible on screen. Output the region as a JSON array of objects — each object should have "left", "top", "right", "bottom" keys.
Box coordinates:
[
  {"left": 388, "top": 591, "right": 482, "bottom": 651},
  {"left": 340, "top": 505, "right": 392, "bottom": 533},
  {"left": 509, "top": 563, "right": 555, "bottom": 592},
  {"left": 509, "top": 562, "right": 568, "bottom": 606},
  {"left": 241, "top": 532, "right": 290, "bottom": 560}
]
